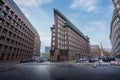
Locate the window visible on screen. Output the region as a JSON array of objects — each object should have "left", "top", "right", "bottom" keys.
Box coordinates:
[
  {"left": 0, "top": 36, "right": 5, "bottom": 42},
  {"left": 10, "top": 26, "right": 14, "bottom": 30},
  {"left": 58, "top": 34, "right": 60, "bottom": 38},
  {"left": 0, "top": 1, "right": 4, "bottom": 6},
  {"left": 6, "top": 38, "right": 10, "bottom": 43},
  {"left": 14, "top": 28, "right": 17, "bottom": 33},
  {"left": 15, "top": 15, "right": 18, "bottom": 21},
  {"left": 11, "top": 20, "right": 14, "bottom": 24},
  {"left": 4, "top": 46, "right": 8, "bottom": 50},
  {"left": 4, "top": 6, "right": 9, "bottom": 12},
  {"left": 0, "top": 45, "right": 3, "bottom": 50},
  {"left": 9, "top": 11, "right": 14, "bottom": 16},
  {"left": 2, "top": 29, "right": 7, "bottom": 34},
  {"left": 116, "top": 4, "right": 120, "bottom": 9},
  {"left": 52, "top": 42, "right": 55, "bottom": 46},
  {"left": 1, "top": 12, "right": 6, "bottom": 17},
  {"left": 5, "top": 22, "right": 9, "bottom": 27},
  {"left": 9, "top": 31, "right": 12, "bottom": 36},
  {"left": 7, "top": 16, "right": 11, "bottom": 20},
  {"left": 58, "top": 28, "right": 60, "bottom": 33},
  {"left": 0, "top": 18, "right": 4, "bottom": 24},
  {"left": 53, "top": 33, "right": 55, "bottom": 36},
  {"left": 11, "top": 40, "right": 14, "bottom": 44},
  {"left": 9, "top": 47, "right": 13, "bottom": 51},
  {"left": 114, "top": 0, "right": 118, "bottom": 4},
  {"left": 58, "top": 45, "right": 59, "bottom": 48},
  {"left": 53, "top": 37, "right": 55, "bottom": 41}
]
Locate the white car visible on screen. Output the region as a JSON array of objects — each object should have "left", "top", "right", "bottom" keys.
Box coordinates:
[{"left": 110, "top": 61, "right": 120, "bottom": 66}]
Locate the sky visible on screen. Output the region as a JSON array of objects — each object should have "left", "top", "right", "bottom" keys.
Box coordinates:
[{"left": 14, "top": 0, "right": 114, "bottom": 52}]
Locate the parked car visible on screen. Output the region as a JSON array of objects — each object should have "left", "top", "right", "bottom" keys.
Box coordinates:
[
  {"left": 36, "top": 59, "right": 47, "bottom": 63},
  {"left": 110, "top": 61, "right": 120, "bottom": 66},
  {"left": 89, "top": 58, "right": 99, "bottom": 63},
  {"left": 110, "top": 57, "right": 116, "bottom": 61},
  {"left": 102, "top": 57, "right": 116, "bottom": 62},
  {"left": 76, "top": 58, "right": 87, "bottom": 62}
]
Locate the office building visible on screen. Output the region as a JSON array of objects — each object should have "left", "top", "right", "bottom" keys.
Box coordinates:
[
  {"left": 0, "top": 0, "right": 41, "bottom": 62},
  {"left": 45, "top": 46, "right": 51, "bottom": 53},
  {"left": 110, "top": 0, "right": 120, "bottom": 58},
  {"left": 50, "top": 9, "right": 90, "bottom": 62}
]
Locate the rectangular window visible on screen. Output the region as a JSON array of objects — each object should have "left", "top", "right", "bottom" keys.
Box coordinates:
[
  {"left": 9, "top": 31, "right": 12, "bottom": 36},
  {"left": 7, "top": 16, "right": 11, "bottom": 20},
  {"left": 0, "top": 45, "right": 3, "bottom": 50},
  {"left": 58, "top": 45, "right": 59, "bottom": 48},
  {"left": 1, "top": 12, "right": 6, "bottom": 17},
  {"left": 2, "top": 29, "right": 7, "bottom": 34},
  {"left": 114, "top": 0, "right": 118, "bottom": 4},
  {"left": 0, "top": 1, "right": 3, "bottom": 6},
  {"left": 5, "top": 22, "right": 9, "bottom": 28},
  {"left": 0, "top": 36, "right": 5, "bottom": 42},
  {"left": 6, "top": 38, "right": 10, "bottom": 43},
  {"left": 116, "top": 4, "right": 120, "bottom": 9},
  {"left": 53, "top": 37, "right": 55, "bottom": 41},
  {"left": 4, "top": 6, "right": 9, "bottom": 12},
  {"left": 0, "top": 19, "right": 3, "bottom": 24},
  {"left": 53, "top": 33, "right": 55, "bottom": 36},
  {"left": 52, "top": 42, "right": 55, "bottom": 46}
]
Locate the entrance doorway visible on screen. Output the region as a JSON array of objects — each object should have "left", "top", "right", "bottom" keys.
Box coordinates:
[{"left": 57, "top": 55, "right": 60, "bottom": 62}]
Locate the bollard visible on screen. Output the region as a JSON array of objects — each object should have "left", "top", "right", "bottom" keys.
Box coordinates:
[
  {"left": 93, "top": 62, "right": 97, "bottom": 68},
  {"left": 99, "top": 61, "right": 100, "bottom": 66}
]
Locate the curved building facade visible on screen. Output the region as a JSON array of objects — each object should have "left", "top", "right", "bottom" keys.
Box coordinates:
[
  {"left": 110, "top": 0, "right": 120, "bottom": 57},
  {"left": 0, "top": 0, "right": 41, "bottom": 62},
  {"left": 50, "top": 9, "right": 90, "bottom": 62}
]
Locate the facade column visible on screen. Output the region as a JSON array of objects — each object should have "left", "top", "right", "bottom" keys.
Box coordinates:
[{"left": 4, "top": 54, "right": 8, "bottom": 61}]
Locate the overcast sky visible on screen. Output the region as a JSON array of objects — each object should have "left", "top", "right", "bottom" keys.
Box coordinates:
[{"left": 14, "top": 0, "right": 114, "bottom": 52}]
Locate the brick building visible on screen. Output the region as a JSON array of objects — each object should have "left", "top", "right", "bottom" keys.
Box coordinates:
[
  {"left": 0, "top": 0, "right": 41, "bottom": 62},
  {"left": 50, "top": 9, "right": 90, "bottom": 62}
]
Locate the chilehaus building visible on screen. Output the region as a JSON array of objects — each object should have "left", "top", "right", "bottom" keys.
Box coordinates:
[{"left": 50, "top": 9, "right": 90, "bottom": 62}]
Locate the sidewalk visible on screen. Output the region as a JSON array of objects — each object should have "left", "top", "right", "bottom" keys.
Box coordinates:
[
  {"left": 0, "top": 61, "right": 19, "bottom": 72},
  {"left": 36, "top": 60, "right": 76, "bottom": 65}
]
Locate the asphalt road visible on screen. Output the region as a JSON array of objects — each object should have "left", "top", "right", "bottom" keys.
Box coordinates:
[{"left": 0, "top": 61, "right": 120, "bottom": 80}]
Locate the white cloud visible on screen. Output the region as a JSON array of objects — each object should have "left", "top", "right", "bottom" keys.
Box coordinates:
[
  {"left": 90, "top": 40, "right": 98, "bottom": 45},
  {"left": 14, "top": 0, "right": 52, "bottom": 7},
  {"left": 85, "top": 21, "right": 106, "bottom": 32},
  {"left": 70, "top": 0, "right": 99, "bottom": 12},
  {"left": 14, "top": 0, "right": 53, "bottom": 52},
  {"left": 14, "top": 0, "right": 52, "bottom": 16}
]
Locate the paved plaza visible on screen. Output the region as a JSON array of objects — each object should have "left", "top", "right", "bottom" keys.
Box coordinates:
[{"left": 0, "top": 61, "right": 120, "bottom": 80}]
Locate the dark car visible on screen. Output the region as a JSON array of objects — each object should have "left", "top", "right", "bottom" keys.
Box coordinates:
[
  {"left": 102, "top": 57, "right": 115, "bottom": 62},
  {"left": 36, "top": 59, "right": 46, "bottom": 63},
  {"left": 89, "top": 58, "right": 99, "bottom": 63},
  {"left": 110, "top": 57, "right": 116, "bottom": 61}
]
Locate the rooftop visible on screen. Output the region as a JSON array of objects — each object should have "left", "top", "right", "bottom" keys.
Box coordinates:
[{"left": 54, "top": 9, "right": 89, "bottom": 41}]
